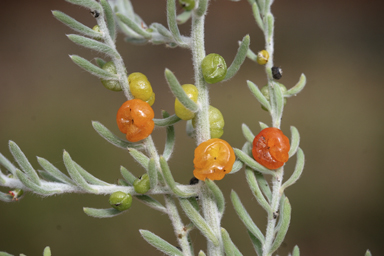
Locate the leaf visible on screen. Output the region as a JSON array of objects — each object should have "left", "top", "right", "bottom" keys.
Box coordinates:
[
  {"left": 166, "top": 0, "right": 186, "bottom": 46},
  {"left": 221, "top": 227, "right": 243, "bottom": 256},
  {"left": 73, "top": 161, "right": 109, "bottom": 186},
  {"left": 198, "top": 251, "right": 206, "bottom": 256},
  {"left": 254, "top": 171, "right": 272, "bottom": 203},
  {"left": 43, "top": 246, "right": 51, "bottom": 256},
  {"left": 365, "top": 250, "right": 372, "bottom": 256},
  {"left": 63, "top": 151, "right": 97, "bottom": 193},
  {"left": 176, "top": 10, "right": 192, "bottom": 24},
  {"left": 252, "top": 3, "right": 264, "bottom": 31},
  {"left": 38, "top": 170, "right": 66, "bottom": 183},
  {"left": 247, "top": 229, "right": 263, "bottom": 256},
  {"left": 0, "top": 153, "right": 17, "bottom": 176},
  {"left": 205, "top": 179, "right": 225, "bottom": 215},
  {"left": 100, "top": 0, "right": 116, "bottom": 41},
  {"left": 266, "top": 13, "right": 274, "bottom": 39},
  {"left": 234, "top": 148, "right": 276, "bottom": 176},
  {"left": 0, "top": 252, "right": 14, "bottom": 256},
  {"left": 83, "top": 207, "right": 124, "bottom": 218},
  {"left": 179, "top": 198, "right": 219, "bottom": 246},
  {"left": 292, "top": 245, "right": 300, "bottom": 256},
  {"left": 135, "top": 195, "right": 167, "bottom": 214},
  {"left": 231, "top": 190, "right": 265, "bottom": 244},
  {"left": 229, "top": 160, "right": 243, "bottom": 174},
  {"left": 196, "top": 0, "right": 208, "bottom": 16},
  {"left": 52, "top": 11, "right": 101, "bottom": 38},
  {"left": 269, "top": 81, "right": 284, "bottom": 125},
  {"left": 162, "top": 111, "right": 176, "bottom": 161},
  {"left": 67, "top": 34, "right": 119, "bottom": 57},
  {"left": 147, "top": 158, "right": 158, "bottom": 189},
  {"left": 70, "top": 55, "right": 119, "bottom": 79},
  {"left": 259, "top": 122, "right": 269, "bottom": 130},
  {"left": 116, "top": 13, "right": 151, "bottom": 39},
  {"left": 242, "top": 123, "right": 255, "bottom": 143},
  {"left": 247, "top": 81, "right": 271, "bottom": 111},
  {"left": 16, "top": 170, "right": 57, "bottom": 195},
  {"left": 120, "top": 166, "right": 136, "bottom": 185},
  {"left": 281, "top": 148, "right": 304, "bottom": 192},
  {"left": 245, "top": 167, "right": 272, "bottom": 214},
  {"left": 37, "top": 157, "right": 75, "bottom": 185},
  {"left": 66, "top": 0, "right": 102, "bottom": 13},
  {"left": 285, "top": 74, "right": 306, "bottom": 97},
  {"left": 288, "top": 126, "right": 300, "bottom": 157},
  {"left": 128, "top": 148, "right": 150, "bottom": 171},
  {"left": 245, "top": 47, "right": 258, "bottom": 62},
  {"left": 9, "top": 141, "right": 40, "bottom": 185},
  {"left": 224, "top": 35, "right": 250, "bottom": 81},
  {"left": 92, "top": 121, "right": 143, "bottom": 150},
  {"left": 154, "top": 114, "right": 181, "bottom": 127},
  {"left": 269, "top": 197, "right": 291, "bottom": 254},
  {"left": 160, "top": 157, "right": 195, "bottom": 198},
  {"left": 95, "top": 57, "right": 106, "bottom": 68},
  {"left": 140, "top": 229, "right": 183, "bottom": 256},
  {"left": 165, "top": 69, "right": 198, "bottom": 112}
]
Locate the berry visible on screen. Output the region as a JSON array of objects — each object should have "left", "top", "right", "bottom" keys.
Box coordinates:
[
  {"left": 193, "top": 138, "right": 236, "bottom": 181},
  {"left": 252, "top": 128, "right": 290, "bottom": 170},
  {"left": 201, "top": 53, "right": 227, "bottom": 84},
  {"left": 179, "top": 0, "right": 195, "bottom": 11},
  {"left": 100, "top": 61, "right": 122, "bottom": 91},
  {"left": 175, "top": 84, "right": 198, "bottom": 120},
  {"left": 116, "top": 99, "right": 155, "bottom": 142},
  {"left": 256, "top": 50, "right": 269, "bottom": 65},
  {"left": 128, "top": 72, "right": 155, "bottom": 106},
  {"left": 260, "top": 82, "right": 287, "bottom": 110},
  {"left": 192, "top": 105, "right": 224, "bottom": 138},
  {"left": 271, "top": 66, "right": 283, "bottom": 80},
  {"left": 133, "top": 174, "right": 151, "bottom": 194},
  {"left": 109, "top": 191, "right": 132, "bottom": 211}
]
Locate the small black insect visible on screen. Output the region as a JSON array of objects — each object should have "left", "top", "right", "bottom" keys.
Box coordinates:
[
  {"left": 189, "top": 177, "right": 199, "bottom": 185},
  {"left": 271, "top": 66, "right": 283, "bottom": 80},
  {"left": 90, "top": 10, "right": 100, "bottom": 18}
]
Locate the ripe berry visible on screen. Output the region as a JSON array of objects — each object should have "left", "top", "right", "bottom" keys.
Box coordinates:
[
  {"left": 100, "top": 61, "right": 122, "bottom": 91},
  {"left": 201, "top": 53, "right": 227, "bottom": 84},
  {"left": 128, "top": 72, "right": 155, "bottom": 106},
  {"left": 256, "top": 50, "right": 269, "bottom": 65},
  {"left": 109, "top": 191, "right": 132, "bottom": 211},
  {"left": 175, "top": 84, "right": 198, "bottom": 120},
  {"left": 193, "top": 138, "right": 236, "bottom": 181},
  {"left": 252, "top": 128, "right": 290, "bottom": 169},
  {"left": 116, "top": 99, "right": 155, "bottom": 142}
]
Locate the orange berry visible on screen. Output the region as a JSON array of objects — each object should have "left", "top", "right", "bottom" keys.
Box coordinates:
[
  {"left": 193, "top": 138, "right": 235, "bottom": 181},
  {"left": 252, "top": 127, "right": 290, "bottom": 169},
  {"left": 116, "top": 99, "right": 155, "bottom": 142}
]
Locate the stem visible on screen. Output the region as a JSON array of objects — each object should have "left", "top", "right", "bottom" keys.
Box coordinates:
[{"left": 262, "top": 168, "right": 284, "bottom": 256}]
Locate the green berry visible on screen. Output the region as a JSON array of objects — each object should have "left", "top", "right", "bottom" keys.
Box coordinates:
[
  {"left": 175, "top": 84, "right": 199, "bottom": 120},
  {"left": 92, "top": 25, "right": 101, "bottom": 33},
  {"left": 109, "top": 191, "right": 132, "bottom": 211},
  {"left": 179, "top": 0, "right": 195, "bottom": 11},
  {"left": 193, "top": 105, "right": 224, "bottom": 138},
  {"left": 201, "top": 53, "right": 227, "bottom": 84},
  {"left": 133, "top": 174, "right": 151, "bottom": 194},
  {"left": 260, "top": 82, "right": 287, "bottom": 111},
  {"left": 100, "top": 61, "right": 122, "bottom": 91}
]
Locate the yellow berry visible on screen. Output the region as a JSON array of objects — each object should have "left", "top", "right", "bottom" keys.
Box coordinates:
[
  {"left": 175, "top": 84, "right": 198, "bottom": 120},
  {"left": 256, "top": 50, "right": 269, "bottom": 65}
]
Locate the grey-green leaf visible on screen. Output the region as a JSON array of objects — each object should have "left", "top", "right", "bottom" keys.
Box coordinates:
[
  {"left": 224, "top": 35, "right": 250, "bottom": 81},
  {"left": 259, "top": 122, "right": 269, "bottom": 130},
  {"left": 148, "top": 158, "right": 158, "bottom": 189},
  {"left": 83, "top": 207, "right": 124, "bottom": 218},
  {"left": 116, "top": 13, "right": 151, "bottom": 39},
  {"left": 288, "top": 126, "right": 300, "bottom": 157},
  {"left": 52, "top": 11, "right": 101, "bottom": 38},
  {"left": 229, "top": 160, "right": 243, "bottom": 174},
  {"left": 135, "top": 195, "right": 167, "bottom": 214},
  {"left": 67, "top": 34, "right": 119, "bottom": 57},
  {"left": 198, "top": 251, "right": 206, "bottom": 256},
  {"left": 66, "top": 0, "right": 102, "bottom": 13},
  {"left": 285, "top": 74, "right": 306, "bottom": 97},
  {"left": 165, "top": 69, "right": 198, "bottom": 112},
  {"left": 154, "top": 114, "right": 181, "bottom": 127},
  {"left": 176, "top": 10, "right": 192, "bottom": 24},
  {"left": 242, "top": 123, "right": 255, "bottom": 143},
  {"left": 140, "top": 229, "right": 183, "bottom": 256},
  {"left": 292, "top": 245, "right": 300, "bottom": 256},
  {"left": 73, "top": 161, "right": 109, "bottom": 186},
  {"left": 245, "top": 167, "right": 272, "bottom": 213},
  {"left": 100, "top": 0, "right": 116, "bottom": 41},
  {"left": 37, "top": 157, "right": 75, "bottom": 185},
  {"left": 43, "top": 246, "right": 51, "bottom": 256},
  {"left": 248, "top": 229, "right": 263, "bottom": 256},
  {"left": 281, "top": 148, "right": 304, "bottom": 193},
  {"left": 120, "top": 166, "right": 136, "bottom": 185},
  {"left": 269, "top": 81, "right": 284, "bottom": 125},
  {"left": 128, "top": 148, "right": 150, "bottom": 171},
  {"left": 9, "top": 141, "right": 40, "bottom": 185},
  {"left": 0, "top": 153, "right": 17, "bottom": 176},
  {"left": 166, "top": 0, "right": 186, "bottom": 46},
  {"left": 252, "top": 3, "right": 264, "bottom": 31},
  {"left": 0, "top": 252, "right": 14, "bottom": 256},
  {"left": 205, "top": 179, "right": 225, "bottom": 215},
  {"left": 179, "top": 198, "right": 219, "bottom": 246},
  {"left": 248, "top": 80, "right": 271, "bottom": 111},
  {"left": 234, "top": 148, "right": 276, "bottom": 176},
  {"left": 254, "top": 171, "right": 272, "bottom": 202},
  {"left": 70, "top": 55, "right": 119, "bottom": 79},
  {"left": 16, "top": 169, "right": 56, "bottom": 195},
  {"left": 269, "top": 197, "right": 291, "bottom": 254},
  {"left": 221, "top": 227, "right": 243, "bottom": 256},
  {"left": 231, "top": 190, "right": 265, "bottom": 244}
]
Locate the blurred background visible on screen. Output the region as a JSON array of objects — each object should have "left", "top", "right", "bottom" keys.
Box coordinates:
[{"left": 1, "top": 0, "right": 384, "bottom": 255}]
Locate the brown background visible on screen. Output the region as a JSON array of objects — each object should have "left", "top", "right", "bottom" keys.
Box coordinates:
[{"left": 1, "top": 0, "right": 384, "bottom": 255}]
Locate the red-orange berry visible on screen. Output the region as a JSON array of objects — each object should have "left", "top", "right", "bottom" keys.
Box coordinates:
[
  {"left": 252, "top": 127, "right": 290, "bottom": 169},
  {"left": 116, "top": 99, "right": 155, "bottom": 142},
  {"left": 193, "top": 138, "right": 236, "bottom": 181}
]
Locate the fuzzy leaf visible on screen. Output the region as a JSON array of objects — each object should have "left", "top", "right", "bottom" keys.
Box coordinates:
[
  {"left": 135, "top": 195, "right": 167, "bottom": 213},
  {"left": 252, "top": 3, "right": 264, "bottom": 31},
  {"left": 92, "top": 121, "right": 142, "bottom": 150},
  {"left": 254, "top": 171, "right": 272, "bottom": 202},
  {"left": 269, "top": 81, "right": 284, "bottom": 124},
  {"left": 120, "top": 166, "right": 136, "bottom": 185},
  {"left": 63, "top": 151, "right": 97, "bottom": 193},
  {"left": 66, "top": 0, "right": 102, "bottom": 12},
  {"left": 37, "top": 157, "right": 75, "bottom": 185},
  {"left": 179, "top": 198, "right": 219, "bottom": 246},
  {"left": 16, "top": 169, "right": 57, "bottom": 195},
  {"left": 248, "top": 80, "right": 271, "bottom": 111},
  {"left": 229, "top": 160, "right": 243, "bottom": 174},
  {"left": 154, "top": 114, "right": 181, "bottom": 127},
  {"left": 83, "top": 207, "right": 124, "bottom": 218},
  {"left": 365, "top": 250, "right": 372, "bottom": 256},
  {"left": 116, "top": 13, "right": 151, "bottom": 38},
  {"left": 269, "top": 197, "right": 291, "bottom": 254},
  {"left": 286, "top": 74, "right": 306, "bottom": 97},
  {"left": 0, "top": 153, "right": 17, "bottom": 176},
  {"left": 43, "top": 246, "right": 51, "bottom": 256},
  {"left": 162, "top": 111, "right": 176, "bottom": 161},
  {"left": 166, "top": 0, "right": 186, "bottom": 46},
  {"left": 205, "top": 179, "right": 225, "bottom": 215},
  {"left": 231, "top": 190, "right": 265, "bottom": 243},
  {"left": 70, "top": 55, "right": 119, "bottom": 79},
  {"left": 266, "top": 13, "right": 274, "bottom": 39},
  {"left": 151, "top": 22, "right": 173, "bottom": 38},
  {"left": 52, "top": 11, "right": 101, "bottom": 38},
  {"left": 288, "top": 126, "right": 300, "bottom": 157},
  {"left": 292, "top": 245, "right": 300, "bottom": 256},
  {"left": 198, "top": 251, "right": 206, "bottom": 256},
  {"left": 281, "top": 148, "right": 304, "bottom": 192},
  {"left": 234, "top": 148, "right": 276, "bottom": 176},
  {"left": 246, "top": 47, "right": 258, "bottom": 62},
  {"left": 242, "top": 123, "right": 255, "bottom": 143},
  {"left": 245, "top": 167, "right": 272, "bottom": 213},
  {"left": 140, "top": 230, "right": 183, "bottom": 256},
  {"left": 176, "top": 10, "right": 192, "bottom": 24},
  {"left": 73, "top": 161, "right": 109, "bottom": 186},
  {"left": 0, "top": 252, "right": 14, "bottom": 256},
  {"left": 248, "top": 229, "right": 263, "bottom": 256},
  {"left": 100, "top": 0, "right": 116, "bottom": 41},
  {"left": 148, "top": 158, "right": 158, "bottom": 189},
  {"left": 9, "top": 141, "right": 40, "bottom": 185},
  {"left": 95, "top": 57, "right": 106, "bottom": 68},
  {"left": 221, "top": 227, "right": 243, "bottom": 256},
  {"left": 128, "top": 148, "right": 150, "bottom": 171},
  {"left": 165, "top": 69, "right": 198, "bottom": 112},
  {"left": 67, "top": 34, "right": 119, "bottom": 57},
  {"left": 259, "top": 122, "right": 269, "bottom": 130},
  {"left": 196, "top": 0, "right": 208, "bottom": 16},
  {"left": 38, "top": 170, "right": 66, "bottom": 183},
  {"left": 224, "top": 35, "right": 250, "bottom": 81}
]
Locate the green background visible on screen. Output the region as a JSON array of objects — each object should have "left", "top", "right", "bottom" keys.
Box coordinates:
[{"left": 1, "top": 0, "right": 383, "bottom": 255}]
